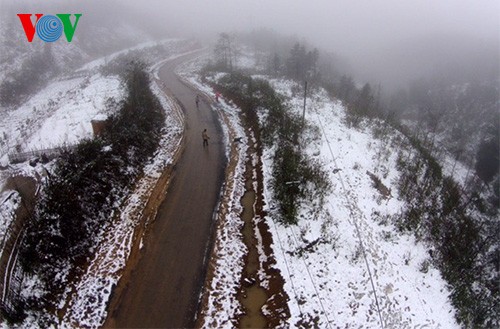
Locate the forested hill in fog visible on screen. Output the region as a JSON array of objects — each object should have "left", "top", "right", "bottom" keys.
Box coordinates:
[
  {"left": 350, "top": 33, "right": 499, "bottom": 92},
  {"left": 0, "top": 1, "right": 163, "bottom": 107}
]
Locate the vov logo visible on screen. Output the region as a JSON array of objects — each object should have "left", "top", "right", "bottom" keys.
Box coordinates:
[{"left": 18, "top": 14, "right": 82, "bottom": 43}]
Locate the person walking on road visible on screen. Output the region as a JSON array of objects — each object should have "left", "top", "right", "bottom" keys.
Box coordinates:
[
  {"left": 196, "top": 94, "right": 200, "bottom": 109},
  {"left": 202, "top": 128, "right": 210, "bottom": 147}
]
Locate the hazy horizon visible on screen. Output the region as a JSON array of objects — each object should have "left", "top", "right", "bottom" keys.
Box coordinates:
[{"left": 2, "top": 0, "right": 499, "bottom": 89}]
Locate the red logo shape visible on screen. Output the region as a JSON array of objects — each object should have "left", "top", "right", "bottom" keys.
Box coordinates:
[{"left": 17, "top": 14, "right": 44, "bottom": 42}]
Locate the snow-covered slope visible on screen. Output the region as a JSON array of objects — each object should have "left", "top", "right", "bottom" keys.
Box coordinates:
[
  {"left": 0, "top": 2, "right": 155, "bottom": 84},
  {"left": 263, "top": 79, "right": 458, "bottom": 328},
  {"left": 0, "top": 38, "right": 195, "bottom": 166},
  {"left": 0, "top": 75, "right": 122, "bottom": 163},
  {"left": 182, "top": 54, "right": 459, "bottom": 327},
  {"left": 0, "top": 39, "right": 196, "bottom": 328}
]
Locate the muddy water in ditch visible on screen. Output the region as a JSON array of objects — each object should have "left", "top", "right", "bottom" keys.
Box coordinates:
[{"left": 238, "top": 160, "right": 269, "bottom": 328}]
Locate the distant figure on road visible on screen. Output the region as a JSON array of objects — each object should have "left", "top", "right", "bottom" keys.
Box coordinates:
[
  {"left": 202, "top": 129, "right": 210, "bottom": 147},
  {"left": 196, "top": 94, "right": 200, "bottom": 109},
  {"left": 215, "top": 91, "right": 220, "bottom": 102}
]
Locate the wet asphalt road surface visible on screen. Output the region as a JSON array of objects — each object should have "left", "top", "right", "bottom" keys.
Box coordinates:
[{"left": 105, "top": 52, "right": 226, "bottom": 328}]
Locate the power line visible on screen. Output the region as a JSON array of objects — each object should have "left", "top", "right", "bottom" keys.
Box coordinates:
[
  {"left": 262, "top": 160, "right": 333, "bottom": 328},
  {"left": 288, "top": 225, "right": 333, "bottom": 329},
  {"left": 261, "top": 167, "right": 304, "bottom": 318},
  {"left": 316, "top": 116, "right": 385, "bottom": 329}
]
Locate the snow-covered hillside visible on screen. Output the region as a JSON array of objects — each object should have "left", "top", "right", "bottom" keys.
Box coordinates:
[
  {"left": 0, "top": 2, "right": 155, "bottom": 84},
  {"left": 263, "top": 79, "right": 457, "bottom": 328},
  {"left": 0, "top": 39, "right": 194, "bottom": 166},
  {"left": 0, "top": 38, "right": 196, "bottom": 328},
  {"left": 182, "top": 53, "right": 459, "bottom": 328},
  {"left": 0, "top": 75, "right": 122, "bottom": 163}
]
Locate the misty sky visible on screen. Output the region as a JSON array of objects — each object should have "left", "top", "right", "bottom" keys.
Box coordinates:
[
  {"left": 138, "top": 0, "right": 499, "bottom": 49},
  {"left": 137, "top": 0, "right": 499, "bottom": 86},
  {"left": 3, "top": 0, "right": 499, "bottom": 87},
  {"left": 5, "top": 0, "right": 498, "bottom": 45}
]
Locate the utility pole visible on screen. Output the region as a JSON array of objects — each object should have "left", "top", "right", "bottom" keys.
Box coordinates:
[{"left": 302, "top": 80, "right": 307, "bottom": 125}]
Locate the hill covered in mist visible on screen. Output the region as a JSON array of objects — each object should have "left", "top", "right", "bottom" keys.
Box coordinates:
[
  {"left": 351, "top": 33, "right": 500, "bottom": 92},
  {"left": 0, "top": 0, "right": 165, "bottom": 107}
]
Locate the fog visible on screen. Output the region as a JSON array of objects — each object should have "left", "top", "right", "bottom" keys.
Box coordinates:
[
  {"left": 129, "top": 0, "right": 499, "bottom": 88},
  {"left": 3, "top": 0, "right": 499, "bottom": 88}
]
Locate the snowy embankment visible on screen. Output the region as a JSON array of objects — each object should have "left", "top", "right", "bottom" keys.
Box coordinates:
[
  {"left": 0, "top": 38, "right": 196, "bottom": 225},
  {"left": 261, "top": 78, "right": 458, "bottom": 328},
  {"left": 0, "top": 191, "right": 20, "bottom": 253},
  {"left": 177, "top": 58, "right": 249, "bottom": 328},
  {"left": 0, "top": 73, "right": 122, "bottom": 268},
  {"left": 0, "top": 40, "right": 160, "bottom": 267},
  {"left": 0, "top": 40, "right": 196, "bottom": 328},
  {"left": 60, "top": 75, "right": 184, "bottom": 328}
]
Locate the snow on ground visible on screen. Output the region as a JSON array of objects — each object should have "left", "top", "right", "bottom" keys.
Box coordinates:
[
  {"left": 57, "top": 53, "right": 198, "bottom": 328},
  {"left": 260, "top": 78, "right": 458, "bottom": 328},
  {"left": 400, "top": 120, "right": 473, "bottom": 190},
  {"left": 77, "top": 38, "right": 185, "bottom": 73},
  {"left": 183, "top": 56, "right": 458, "bottom": 328},
  {"left": 0, "top": 39, "right": 198, "bottom": 166},
  {"left": 0, "top": 74, "right": 122, "bottom": 165},
  {"left": 0, "top": 38, "right": 197, "bottom": 190},
  {"left": 55, "top": 65, "right": 184, "bottom": 329},
  {"left": 0, "top": 41, "right": 197, "bottom": 328},
  {"left": 22, "top": 75, "right": 121, "bottom": 152},
  {"left": 234, "top": 46, "right": 261, "bottom": 72},
  {"left": 0, "top": 72, "right": 123, "bottom": 288},
  {"left": 0, "top": 162, "right": 49, "bottom": 257},
  {"left": 437, "top": 149, "right": 471, "bottom": 188},
  {"left": 178, "top": 55, "right": 458, "bottom": 328},
  {"left": 0, "top": 191, "right": 20, "bottom": 255},
  {"left": 177, "top": 57, "right": 248, "bottom": 328}
]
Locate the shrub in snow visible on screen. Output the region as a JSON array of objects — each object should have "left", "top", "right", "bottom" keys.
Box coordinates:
[
  {"left": 213, "top": 71, "right": 331, "bottom": 225},
  {"left": 394, "top": 128, "right": 499, "bottom": 327},
  {"left": 17, "top": 60, "right": 165, "bottom": 321}
]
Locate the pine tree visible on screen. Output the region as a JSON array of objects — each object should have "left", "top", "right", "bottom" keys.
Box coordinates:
[{"left": 355, "top": 83, "right": 374, "bottom": 116}]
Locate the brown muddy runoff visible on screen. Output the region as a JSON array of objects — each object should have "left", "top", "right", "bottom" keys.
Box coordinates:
[
  {"left": 239, "top": 159, "right": 267, "bottom": 328},
  {"left": 235, "top": 110, "right": 291, "bottom": 328}
]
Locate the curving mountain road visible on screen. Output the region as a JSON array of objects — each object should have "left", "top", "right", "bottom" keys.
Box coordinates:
[{"left": 104, "top": 52, "right": 226, "bottom": 328}]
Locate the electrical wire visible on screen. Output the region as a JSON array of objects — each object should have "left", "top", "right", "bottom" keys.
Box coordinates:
[{"left": 316, "top": 115, "right": 385, "bottom": 329}]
